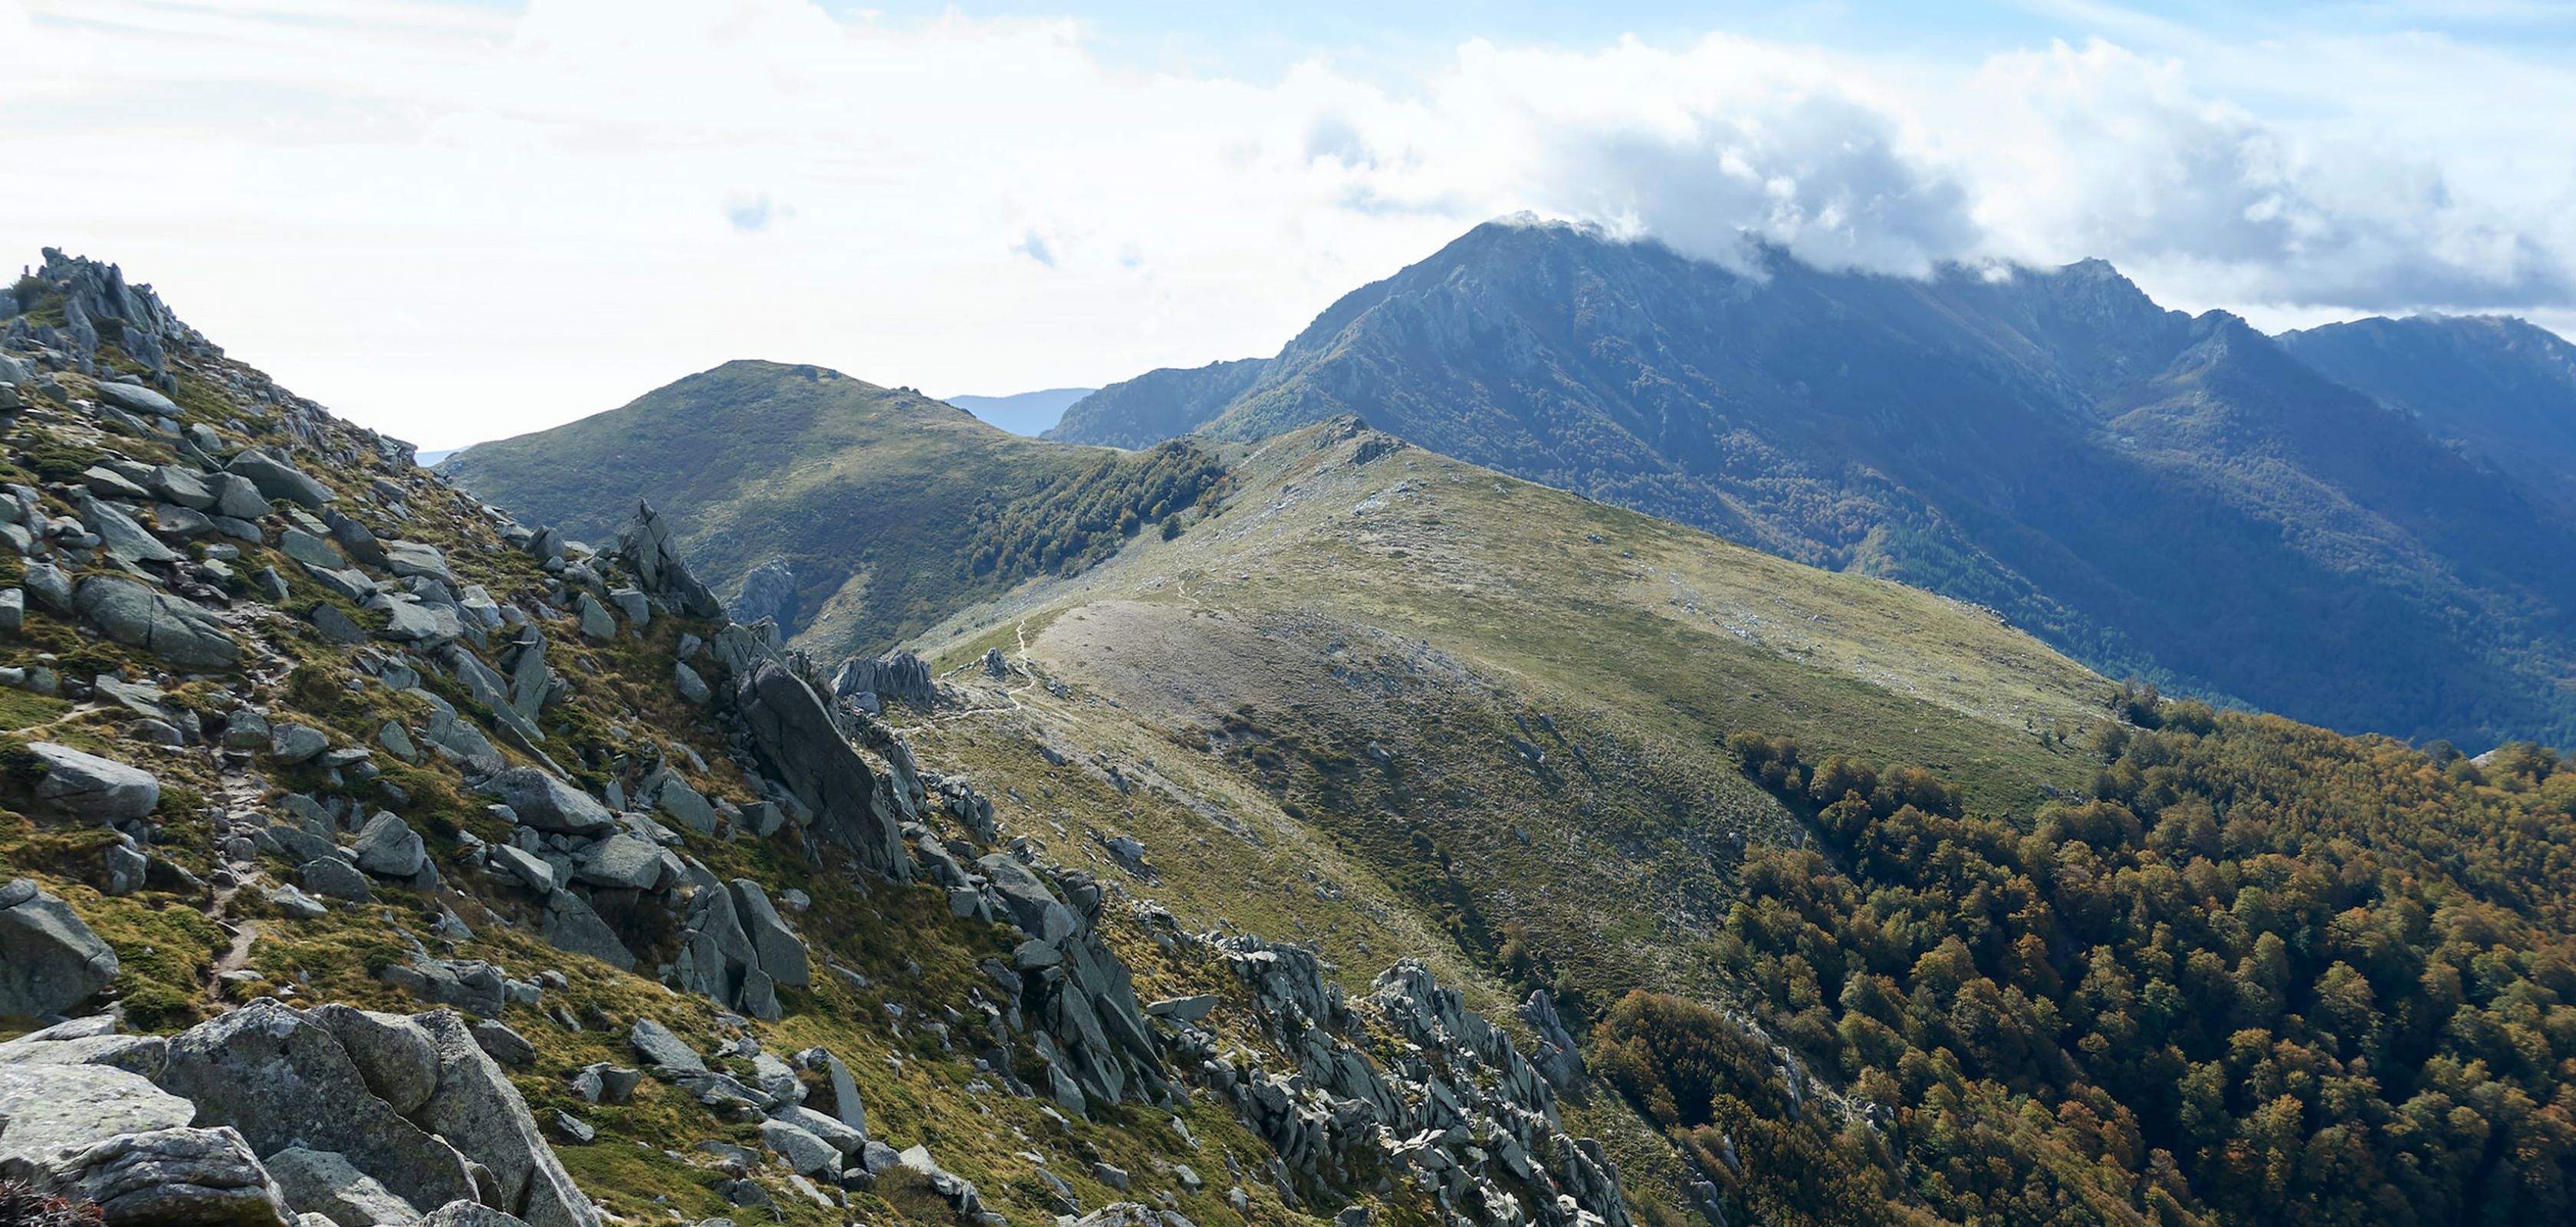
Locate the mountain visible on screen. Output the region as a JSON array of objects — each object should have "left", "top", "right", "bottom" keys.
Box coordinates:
[
  {"left": 439, "top": 362, "right": 1226, "bottom": 660},
  {"left": 16, "top": 249, "right": 2576, "bottom": 1227},
  {"left": 0, "top": 251, "right": 1642, "bottom": 1227},
  {"left": 1040, "top": 360, "right": 1265, "bottom": 447},
  {"left": 1052, "top": 220, "right": 2576, "bottom": 750},
  {"left": 941, "top": 386, "right": 1095, "bottom": 436},
  {"left": 2280, "top": 313, "right": 2576, "bottom": 513}
]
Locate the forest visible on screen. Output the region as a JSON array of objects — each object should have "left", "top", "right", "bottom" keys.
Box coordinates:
[
  {"left": 1593, "top": 688, "right": 2576, "bottom": 1227},
  {"left": 961, "top": 439, "right": 1230, "bottom": 583}
]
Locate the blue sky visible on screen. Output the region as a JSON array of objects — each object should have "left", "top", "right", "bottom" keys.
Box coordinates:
[{"left": 3, "top": 0, "right": 2571, "bottom": 448}]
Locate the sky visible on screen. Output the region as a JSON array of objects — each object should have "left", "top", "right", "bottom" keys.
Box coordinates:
[{"left": 2, "top": 1, "right": 2573, "bottom": 450}]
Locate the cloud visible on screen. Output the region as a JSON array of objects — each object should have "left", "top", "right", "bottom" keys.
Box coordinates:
[{"left": 0, "top": 0, "right": 2567, "bottom": 449}]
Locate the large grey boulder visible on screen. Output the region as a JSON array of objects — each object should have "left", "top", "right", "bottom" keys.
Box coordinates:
[
  {"left": 93, "top": 380, "right": 179, "bottom": 417},
  {"left": 74, "top": 575, "right": 238, "bottom": 669},
  {"left": 353, "top": 812, "right": 426, "bottom": 878},
  {"left": 210, "top": 472, "right": 269, "bottom": 519},
  {"left": 266, "top": 1147, "right": 423, "bottom": 1227},
  {"left": 478, "top": 770, "right": 614, "bottom": 836},
  {"left": 16, "top": 1125, "right": 291, "bottom": 1227},
  {"left": 383, "top": 541, "right": 453, "bottom": 584},
  {"left": 0, "top": 1062, "right": 193, "bottom": 1166},
  {"left": 160, "top": 998, "right": 480, "bottom": 1215},
  {"left": 755, "top": 1119, "right": 837, "bottom": 1177},
  {"left": 538, "top": 890, "right": 633, "bottom": 971},
  {"left": 307, "top": 1004, "right": 441, "bottom": 1116},
  {"left": 227, "top": 448, "right": 334, "bottom": 508},
  {"left": 409, "top": 1012, "right": 598, "bottom": 1227},
  {"left": 570, "top": 834, "right": 662, "bottom": 892},
  {"left": 423, "top": 1203, "right": 532, "bottom": 1227},
  {"left": 25, "top": 742, "right": 159, "bottom": 819},
  {"left": 728, "top": 880, "right": 809, "bottom": 988},
  {"left": 81, "top": 494, "right": 180, "bottom": 566},
  {"left": 731, "top": 660, "right": 909, "bottom": 880},
  {"left": 0, "top": 878, "right": 120, "bottom": 1017},
  {"left": 376, "top": 959, "right": 504, "bottom": 1017},
  {"left": 299, "top": 857, "right": 370, "bottom": 903},
  {"left": 624, "top": 1019, "right": 702, "bottom": 1073},
  {"left": 975, "top": 854, "right": 1079, "bottom": 943}
]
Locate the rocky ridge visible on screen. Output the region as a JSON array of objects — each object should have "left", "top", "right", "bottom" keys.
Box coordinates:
[{"left": 0, "top": 251, "right": 1639, "bottom": 1227}]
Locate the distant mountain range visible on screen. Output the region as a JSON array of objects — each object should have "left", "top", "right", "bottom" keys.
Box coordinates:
[
  {"left": 941, "top": 387, "right": 1095, "bottom": 436},
  {"left": 1051, "top": 220, "right": 2576, "bottom": 749}
]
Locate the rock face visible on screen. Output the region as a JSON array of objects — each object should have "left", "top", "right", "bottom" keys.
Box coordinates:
[
  {"left": 25, "top": 1126, "right": 291, "bottom": 1227},
  {"left": 730, "top": 660, "right": 909, "bottom": 880},
  {"left": 831, "top": 650, "right": 934, "bottom": 709},
  {"left": 0, "top": 1063, "right": 194, "bottom": 1166},
  {"left": 408, "top": 1012, "right": 597, "bottom": 1227},
  {"left": 74, "top": 575, "right": 238, "bottom": 668},
  {"left": 25, "top": 742, "right": 159, "bottom": 820},
  {"left": 0, "top": 878, "right": 121, "bottom": 1017},
  {"left": 159, "top": 999, "right": 481, "bottom": 1215},
  {"left": 616, "top": 503, "right": 724, "bottom": 619}
]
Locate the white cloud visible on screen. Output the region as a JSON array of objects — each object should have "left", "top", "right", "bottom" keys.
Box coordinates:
[{"left": 0, "top": 1, "right": 2568, "bottom": 448}]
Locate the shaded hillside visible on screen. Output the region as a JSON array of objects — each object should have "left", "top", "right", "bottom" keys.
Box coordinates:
[
  {"left": 1052, "top": 222, "right": 2576, "bottom": 749},
  {"left": 2281, "top": 314, "right": 2576, "bottom": 513},
  {"left": 439, "top": 361, "right": 1224, "bottom": 659}
]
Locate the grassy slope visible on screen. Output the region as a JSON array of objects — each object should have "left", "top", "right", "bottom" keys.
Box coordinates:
[
  {"left": 906, "top": 418, "right": 2107, "bottom": 1008},
  {"left": 439, "top": 360, "right": 1142, "bottom": 658}
]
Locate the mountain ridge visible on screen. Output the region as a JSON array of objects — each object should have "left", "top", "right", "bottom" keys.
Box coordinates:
[{"left": 1051, "top": 221, "right": 2576, "bottom": 749}]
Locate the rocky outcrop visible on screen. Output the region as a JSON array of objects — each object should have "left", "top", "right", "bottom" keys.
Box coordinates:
[
  {"left": 616, "top": 503, "right": 724, "bottom": 620},
  {"left": 0, "top": 878, "right": 120, "bottom": 1018},
  {"left": 729, "top": 659, "right": 909, "bottom": 881},
  {"left": 729, "top": 558, "right": 796, "bottom": 633},
  {"left": 831, "top": 650, "right": 934, "bottom": 710}
]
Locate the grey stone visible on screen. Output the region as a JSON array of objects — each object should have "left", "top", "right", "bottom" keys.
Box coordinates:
[
  {"left": 672, "top": 660, "right": 711, "bottom": 706},
  {"left": 380, "top": 721, "right": 421, "bottom": 762},
  {"left": 354, "top": 811, "right": 426, "bottom": 877},
  {"left": 0, "top": 879, "right": 120, "bottom": 1017},
  {"left": 539, "top": 889, "right": 633, "bottom": 971},
  {"left": 308, "top": 602, "right": 366, "bottom": 644},
  {"left": 471, "top": 1019, "right": 536, "bottom": 1068},
  {"left": 93, "top": 380, "right": 179, "bottom": 416},
  {"left": 376, "top": 959, "right": 504, "bottom": 1017},
  {"left": 607, "top": 588, "right": 648, "bottom": 627},
  {"left": 266, "top": 883, "right": 328, "bottom": 919},
  {"left": 0, "top": 1031, "right": 167, "bottom": 1079},
  {"left": 271, "top": 722, "right": 330, "bottom": 763},
  {"left": 480, "top": 769, "right": 615, "bottom": 836},
  {"left": 489, "top": 844, "right": 556, "bottom": 893},
  {"left": 573, "top": 593, "right": 613, "bottom": 641},
  {"left": 384, "top": 541, "right": 452, "bottom": 584},
  {"left": 767, "top": 1104, "right": 863, "bottom": 1155},
  {"left": 25, "top": 742, "right": 159, "bottom": 819},
  {"left": 228, "top": 448, "right": 334, "bottom": 508},
  {"left": 161, "top": 1000, "right": 478, "bottom": 1215},
  {"left": 74, "top": 575, "right": 238, "bottom": 668},
  {"left": 80, "top": 495, "right": 180, "bottom": 566},
  {"left": 758, "top": 1119, "right": 839, "bottom": 1176},
  {"left": 17, "top": 1124, "right": 291, "bottom": 1227},
  {"left": 656, "top": 778, "right": 718, "bottom": 834},
  {"left": 732, "top": 660, "right": 909, "bottom": 880},
  {"left": 423, "top": 1202, "right": 532, "bottom": 1227},
  {"left": 23, "top": 561, "right": 72, "bottom": 611},
  {"left": 279, "top": 528, "right": 343, "bottom": 570},
  {"left": 150, "top": 464, "right": 216, "bottom": 511},
  {"left": 211, "top": 472, "right": 269, "bottom": 519},
  {"left": 626, "top": 1018, "right": 703, "bottom": 1073},
  {"left": 83, "top": 465, "right": 153, "bottom": 502},
  {"left": 0, "top": 1063, "right": 193, "bottom": 1166},
  {"left": 571, "top": 834, "right": 663, "bottom": 891},
  {"left": 308, "top": 1005, "right": 442, "bottom": 1116},
  {"left": 409, "top": 1011, "right": 600, "bottom": 1227},
  {"left": 299, "top": 857, "right": 371, "bottom": 902},
  {"left": 266, "top": 1146, "right": 424, "bottom": 1227},
  {"left": 1144, "top": 995, "right": 1217, "bottom": 1022},
  {"left": 728, "top": 880, "right": 809, "bottom": 988}
]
